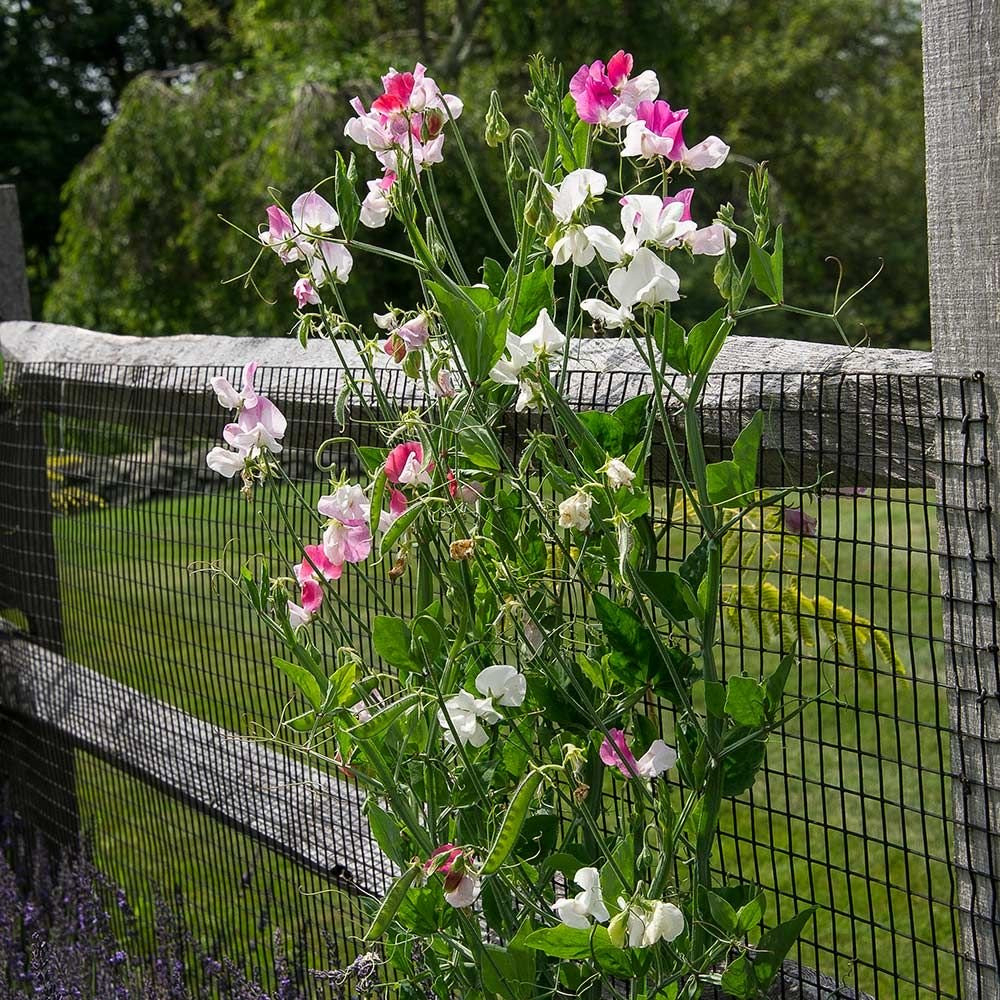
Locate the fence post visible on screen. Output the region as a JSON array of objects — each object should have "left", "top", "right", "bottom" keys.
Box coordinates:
[
  {"left": 922, "top": 2, "right": 1000, "bottom": 996},
  {"left": 0, "top": 184, "right": 79, "bottom": 851}
]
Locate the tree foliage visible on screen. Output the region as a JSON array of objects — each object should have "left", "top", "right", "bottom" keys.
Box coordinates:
[{"left": 35, "top": 0, "right": 927, "bottom": 345}]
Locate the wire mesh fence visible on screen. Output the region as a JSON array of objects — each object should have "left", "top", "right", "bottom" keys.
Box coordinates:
[{"left": 0, "top": 358, "right": 992, "bottom": 999}]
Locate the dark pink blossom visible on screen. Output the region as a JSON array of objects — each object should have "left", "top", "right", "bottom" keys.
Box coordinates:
[
  {"left": 599, "top": 728, "right": 640, "bottom": 776},
  {"left": 783, "top": 506, "right": 818, "bottom": 537}
]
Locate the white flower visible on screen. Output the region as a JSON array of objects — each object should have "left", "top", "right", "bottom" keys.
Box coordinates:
[
  {"left": 444, "top": 874, "right": 481, "bottom": 908},
  {"left": 520, "top": 308, "right": 566, "bottom": 358},
  {"left": 475, "top": 665, "right": 526, "bottom": 707},
  {"left": 558, "top": 491, "right": 593, "bottom": 531},
  {"left": 551, "top": 224, "right": 623, "bottom": 267},
  {"left": 641, "top": 900, "right": 685, "bottom": 946},
  {"left": 581, "top": 247, "right": 681, "bottom": 329},
  {"left": 373, "top": 309, "right": 397, "bottom": 330},
  {"left": 635, "top": 740, "right": 677, "bottom": 778},
  {"left": 205, "top": 446, "right": 247, "bottom": 479},
  {"left": 680, "top": 136, "right": 730, "bottom": 171},
  {"left": 550, "top": 169, "right": 608, "bottom": 223},
  {"left": 514, "top": 380, "right": 540, "bottom": 413},
  {"left": 490, "top": 331, "right": 533, "bottom": 385},
  {"left": 437, "top": 690, "right": 502, "bottom": 747},
  {"left": 310, "top": 240, "right": 354, "bottom": 286},
  {"left": 611, "top": 897, "right": 648, "bottom": 948},
  {"left": 604, "top": 457, "right": 635, "bottom": 489},
  {"left": 552, "top": 867, "right": 611, "bottom": 928}
]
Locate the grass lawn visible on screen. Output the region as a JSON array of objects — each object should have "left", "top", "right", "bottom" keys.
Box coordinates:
[{"left": 45, "top": 479, "right": 959, "bottom": 998}]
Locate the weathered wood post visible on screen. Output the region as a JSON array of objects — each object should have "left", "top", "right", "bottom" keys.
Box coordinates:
[
  {"left": 0, "top": 184, "right": 79, "bottom": 850},
  {"left": 923, "top": 2, "right": 1000, "bottom": 996}
]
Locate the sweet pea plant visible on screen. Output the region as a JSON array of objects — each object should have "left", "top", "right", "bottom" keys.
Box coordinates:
[{"left": 211, "top": 53, "right": 870, "bottom": 1000}]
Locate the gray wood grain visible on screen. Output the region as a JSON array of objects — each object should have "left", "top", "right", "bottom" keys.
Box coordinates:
[
  {"left": 0, "top": 320, "right": 943, "bottom": 488},
  {"left": 0, "top": 631, "right": 396, "bottom": 897},
  {"left": 923, "top": 0, "right": 1000, "bottom": 995}
]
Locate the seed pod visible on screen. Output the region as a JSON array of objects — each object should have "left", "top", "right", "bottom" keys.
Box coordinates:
[
  {"left": 479, "top": 771, "right": 544, "bottom": 875},
  {"left": 364, "top": 860, "right": 422, "bottom": 940}
]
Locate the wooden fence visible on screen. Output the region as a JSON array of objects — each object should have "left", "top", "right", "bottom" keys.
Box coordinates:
[{"left": 0, "top": 1, "right": 998, "bottom": 994}]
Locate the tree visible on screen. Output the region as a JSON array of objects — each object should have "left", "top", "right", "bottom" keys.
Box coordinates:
[{"left": 41, "top": 0, "right": 928, "bottom": 346}]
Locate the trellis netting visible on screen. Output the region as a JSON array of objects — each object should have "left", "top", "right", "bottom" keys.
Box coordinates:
[{"left": 0, "top": 358, "right": 993, "bottom": 999}]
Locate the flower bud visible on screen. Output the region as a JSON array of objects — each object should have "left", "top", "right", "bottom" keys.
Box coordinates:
[
  {"left": 485, "top": 91, "right": 510, "bottom": 147},
  {"left": 608, "top": 909, "right": 629, "bottom": 949},
  {"left": 524, "top": 173, "right": 557, "bottom": 237},
  {"left": 423, "top": 108, "right": 446, "bottom": 138}
]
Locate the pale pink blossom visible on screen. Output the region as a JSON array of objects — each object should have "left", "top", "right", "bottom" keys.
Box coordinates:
[
  {"left": 222, "top": 395, "right": 287, "bottom": 454},
  {"left": 309, "top": 239, "right": 353, "bottom": 286},
  {"left": 360, "top": 171, "right": 396, "bottom": 228},
  {"left": 293, "top": 277, "right": 320, "bottom": 308},
  {"left": 291, "top": 191, "right": 340, "bottom": 234},
  {"left": 662, "top": 187, "right": 695, "bottom": 223},
  {"left": 680, "top": 135, "right": 730, "bottom": 171},
  {"left": 287, "top": 601, "right": 313, "bottom": 630},
  {"left": 685, "top": 222, "right": 737, "bottom": 256},
  {"left": 205, "top": 446, "right": 247, "bottom": 478},
  {"left": 295, "top": 544, "right": 344, "bottom": 585},
  {"left": 210, "top": 362, "right": 259, "bottom": 410},
  {"left": 619, "top": 195, "right": 697, "bottom": 252},
  {"left": 322, "top": 519, "right": 373, "bottom": 565},
  {"left": 317, "top": 483, "right": 368, "bottom": 525}
]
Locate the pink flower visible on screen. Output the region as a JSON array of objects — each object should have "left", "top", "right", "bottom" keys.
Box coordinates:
[
  {"left": 397, "top": 314, "right": 430, "bottom": 350},
  {"left": 389, "top": 489, "right": 408, "bottom": 517},
  {"left": 309, "top": 239, "right": 353, "bottom": 286},
  {"left": 680, "top": 135, "right": 730, "bottom": 171},
  {"left": 295, "top": 544, "right": 343, "bottom": 585},
  {"left": 318, "top": 483, "right": 368, "bottom": 526},
  {"left": 600, "top": 730, "right": 677, "bottom": 778},
  {"left": 385, "top": 441, "right": 432, "bottom": 486},
  {"left": 621, "top": 100, "right": 688, "bottom": 160},
  {"left": 293, "top": 277, "right": 320, "bottom": 308},
  {"left": 685, "top": 222, "right": 737, "bottom": 256},
  {"left": 210, "top": 361, "right": 259, "bottom": 410},
  {"left": 222, "top": 395, "right": 287, "bottom": 454},
  {"left": 783, "top": 506, "right": 817, "bottom": 537},
  {"left": 599, "top": 729, "right": 640, "bottom": 776},
  {"left": 287, "top": 601, "right": 313, "bottom": 630},
  {"left": 569, "top": 51, "right": 659, "bottom": 126},
  {"left": 259, "top": 206, "right": 306, "bottom": 263},
  {"left": 662, "top": 187, "right": 695, "bottom": 223},
  {"left": 300, "top": 578, "right": 323, "bottom": 614}
]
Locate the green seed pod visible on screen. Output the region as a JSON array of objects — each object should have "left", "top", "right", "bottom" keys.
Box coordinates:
[
  {"left": 364, "top": 860, "right": 422, "bottom": 940},
  {"left": 524, "top": 172, "right": 557, "bottom": 237},
  {"left": 485, "top": 91, "right": 511, "bottom": 147},
  {"left": 479, "top": 771, "right": 544, "bottom": 875}
]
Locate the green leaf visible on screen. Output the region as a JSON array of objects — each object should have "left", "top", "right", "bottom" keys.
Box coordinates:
[
  {"left": 411, "top": 613, "right": 444, "bottom": 666},
  {"left": 764, "top": 651, "right": 797, "bottom": 713},
  {"left": 508, "top": 261, "right": 555, "bottom": 335},
  {"left": 335, "top": 152, "right": 361, "bottom": 241},
  {"left": 720, "top": 954, "right": 757, "bottom": 998},
  {"left": 749, "top": 241, "right": 780, "bottom": 303},
  {"left": 349, "top": 692, "right": 422, "bottom": 740},
  {"left": 378, "top": 497, "right": 446, "bottom": 558},
  {"left": 720, "top": 727, "right": 768, "bottom": 796},
  {"left": 679, "top": 537, "right": 712, "bottom": 588},
  {"left": 592, "top": 592, "right": 649, "bottom": 663},
  {"left": 356, "top": 445, "right": 389, "bottom": 474},
  {"left": 482, "top": 943, "right": 536, "bottom": 1000},
  {"left": 364, "top": 799, "right": 405, "bottom": 864},
  {"left": 686, "top": 308, "right": 731, "bottom": 378},
  {"left": 771, "top": 226, "right": 784, "bottom": 302},
  {"left": 577, "top": 410, "right": 624, "bottom": 463},
  {"left": 572, "top": 118, "right": 590, "bottom": 169},
  {"left": 521, "top": 926, "right": 631, "bottom": 976},
  {"left": 483, "top": 257, "right": 506, "bottom": 296},
  {"left": 637, "top": 569, "right": 698, "bottom": 622},
  {"left": 725, "top": 676, "right": 767, "bottom": 728},
  {"left": 704, "top": 680, "right": 727, "bottom": 718},
  {"left": 428, "top": 280, "right": 506, "bottom": 381},
  {"left": 707, "top": 891, "right": 738, "bottom": 934},
  {"left": 654, "top": 312, "right": 689, "bottom": 374},
  {"left": 753, "top": 907, "right": 816, "bottom": 989},
  {"left": 613, "top": 394, "right": 652, "bottom": 450},
  {"left": 272, "top": 656, "right": 323, "bottom": 711},
  {"left": 372, "top": 616, "right": 419, "bottom": 671},
  {"left": 326, "top": 660, "right": 357, "bottom": 709},
  {"left": 705, "top": 411, "right": 763, "bottom": 506},
  {"left": 457, "top": 422, "right": 502, "bottom": 471}
]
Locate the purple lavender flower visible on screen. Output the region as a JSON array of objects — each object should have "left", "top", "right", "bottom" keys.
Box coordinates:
[{"left": 782, "top": 506, "right": 818, "bottom": 537}]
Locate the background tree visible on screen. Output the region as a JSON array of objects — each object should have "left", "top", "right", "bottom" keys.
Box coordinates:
[{"left": 28, "top": 0, "right": 927, "bottom": 346}]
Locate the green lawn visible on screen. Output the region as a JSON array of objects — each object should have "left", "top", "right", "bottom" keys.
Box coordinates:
[{"left": 44, "top": 481, "right": 959, "bottom": 998}]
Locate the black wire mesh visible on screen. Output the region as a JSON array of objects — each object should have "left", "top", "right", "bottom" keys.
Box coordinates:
[{"left": 0, "top": 360, "right": 992, "bottom": 999}]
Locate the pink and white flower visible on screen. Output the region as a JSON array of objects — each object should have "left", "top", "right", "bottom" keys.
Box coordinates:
[
  {"left": 293, "top": 277, "right": 320, "bottom": 308},
  {"left": 599, "top": 729, "right": 677, "bottom": 778},
  {"left": 385, "top": 441, "right": 432, "bottom": 487},
  {"left": 291, "top": 191, "right": 340, "bottom": 234},
  {"left": 286, "top": 600, "right": 314, "bottom": 630},
  {"left": 425, "top": 845, "right": 480, "bottom": 909},
  {"left": 318, "top": 483, "right": 369, "bottom": 525},
  {"left": 210, "top": 362, "right": 260, "bottom": 411},
  {"left": 569, "top": 51, "right": 659, "bottom": 127},
  {"left": 295, "top": 544, "right": 344, "bottom": 586},
  {"left": 680, "top": 135, "right": 730, "bottom": 171},
  {"left": 322, "top": 519, "right": 373, "bottom": 566},
  {"left": 621, "top": 100, "right": 688, "bottom": 160},
  {"left": 205, "top": 446, "right": 248, "bottom": 478},
  {"left": 309, "top": 239, "right": 354, "bottom": 286},
  {"left": 259, "top": 205, "right": 307, "bottom": 263},
  {"left": 619, "top": 195, "right": 697, "bottom": 253},
  {"left": 360, "top": 171, "right": 396, "bottom": 229}
]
